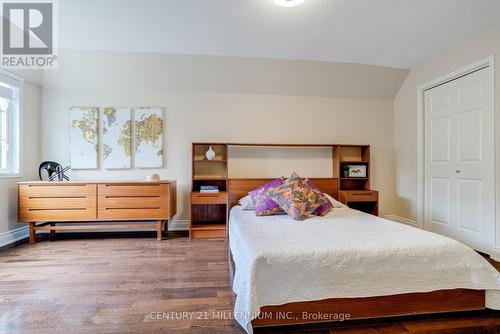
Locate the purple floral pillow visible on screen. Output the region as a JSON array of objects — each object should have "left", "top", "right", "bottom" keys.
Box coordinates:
[
  {"left": 249, "top": 178, "right": 284, "bottom": 216},
  {"left": 305, "top": 179, "right": 333, "bottom": 216},
  {"left": 268, "top": 172, "right": 327, "bottom": 221}
]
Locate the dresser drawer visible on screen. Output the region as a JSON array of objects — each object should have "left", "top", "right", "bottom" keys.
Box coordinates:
[
  {"left": 98, "top": 207, "right": 169, "bottom": 220},
  {"left": 98, "top": 183, "right": 169, "bottom": 197},
  {"left": 19, "top": 184, "right": 96, "bottom": 197},
  {"left": 98, "top": 193, "right": 170, "bottom": 220},
  {"left": 18, "top": 207, "right": 96, "bottom": 222},
  {"left": 343, "top": 191, "right": 378, "bottom": 202},
  {"left": 98, "top": 196, "right": 167, "bottom": 209},
  {"left": 20, "top": 196, "right": 96, "bottom": 210},
  {"left": 191, "top": 192, "right": 227, "bottom": 205}
]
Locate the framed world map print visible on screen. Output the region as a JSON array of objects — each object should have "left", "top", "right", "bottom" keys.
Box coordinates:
[
  {"left": 102, "top": 107, "right": 131, "bottom": 169},
  {"left": 135, "top": 107, "right": 163, "bottom": 168},
  {"left": 69, "top": 107, "right": 99, "bottom": 169}
]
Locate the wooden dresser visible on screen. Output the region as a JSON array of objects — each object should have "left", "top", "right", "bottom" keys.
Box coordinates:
[{"left": 18, "top": 180, "right": 176, "bottom": 243}]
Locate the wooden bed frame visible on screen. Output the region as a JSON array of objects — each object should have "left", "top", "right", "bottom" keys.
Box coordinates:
[{"left": 227, "top": 177, "right": 486, "bottom": 329}]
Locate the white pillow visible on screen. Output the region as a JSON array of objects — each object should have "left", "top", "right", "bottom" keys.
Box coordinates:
[
  {"left": 325, "top": 193, "right": 347, "bottom": 208},
  {"left": 239, "top": 195, "right": 255, "bottom": 210}
]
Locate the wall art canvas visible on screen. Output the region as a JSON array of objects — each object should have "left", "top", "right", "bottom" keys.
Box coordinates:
[
  {"left": 102, "top": 107, "right": 131, "bottom": 169},
  {"left": 135, "top": 107, "right": 163, "bottom": 168},
  {"left": 69, "top": 107, "right": 99, "bottom": 169}
]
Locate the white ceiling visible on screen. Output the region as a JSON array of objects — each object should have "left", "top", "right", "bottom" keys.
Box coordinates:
[{"left": 59, "top": 0, "right": 500, "bottom": 69}]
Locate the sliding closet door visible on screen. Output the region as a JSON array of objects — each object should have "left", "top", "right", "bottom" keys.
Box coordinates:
[{"left": 424, "top": 66, "right": 494, "bottom": 254}]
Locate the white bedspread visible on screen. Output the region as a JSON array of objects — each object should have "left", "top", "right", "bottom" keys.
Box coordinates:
[{"left": 228, "top": 206, "right": 500, "bottom": 333}]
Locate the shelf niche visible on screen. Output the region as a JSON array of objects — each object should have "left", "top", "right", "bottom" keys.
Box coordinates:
[
  {"left": 191, "top": 143, "right": 229, "bottom": 239},
  {"left": 338, "top": 145, "right": 370, "bottom": 190},
  {"left": 193, "top": 144, "right": 227, "bottom": 161}
]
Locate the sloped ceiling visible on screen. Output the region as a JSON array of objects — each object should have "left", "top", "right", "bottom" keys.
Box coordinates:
[
  {"left": 40, "top": 49, "right": 409, "bottom": 99},
  {"left": 17, "top": 0, "right": 500, "bottom": 99},
  {"left": 58, "top": 0, "right": 500, "bottom": 68}
]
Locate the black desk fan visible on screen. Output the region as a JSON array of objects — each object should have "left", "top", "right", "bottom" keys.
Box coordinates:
[{"left": 38, "top": 161, "right": 71, "bottom": 181}]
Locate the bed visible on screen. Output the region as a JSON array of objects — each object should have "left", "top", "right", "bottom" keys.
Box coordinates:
[{"left": 227, "top": 178, "right": 500, "bottom": 334}]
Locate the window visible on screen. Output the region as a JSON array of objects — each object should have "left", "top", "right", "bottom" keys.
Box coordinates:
[{"left": 0, "top": 72, "right": 21, "bottom": 176}]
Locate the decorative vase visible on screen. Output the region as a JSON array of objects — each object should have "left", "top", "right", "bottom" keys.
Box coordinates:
[
  {"left": 205, "top": 146, "right": 216, "bottom": 160},
  {"left": 146, "top": 173, "right": 160, "bottom": 181}
]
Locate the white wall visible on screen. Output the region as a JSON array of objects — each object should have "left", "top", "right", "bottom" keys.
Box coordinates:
[
  {"left": 0, "top": 82, "right": 40, "bottom": 234},
  {"left": 39, "top": 50, "right": 398, "bottom": 221},
  {"left": 393, "top": 22, "right": 500, "bottom": 255}
]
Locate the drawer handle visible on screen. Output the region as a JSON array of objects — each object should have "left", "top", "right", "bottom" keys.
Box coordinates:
[
  {"left": 105, "top": 195, "right": 160, "bottom": 199},
  {"left": 29, "top": 196, "right": 87, "bottom": 199},
  {"left": 28, "top": 208, "right": 86, "bottom": 211},
  {"left": 352, "top": 193, "right": 372, "bottom": 196},
  {"left": 105, "top": 184, "right": 160, "bottom": 187},
  {"left": 105, "top": 207, "right": 160, "bottom": 210}
]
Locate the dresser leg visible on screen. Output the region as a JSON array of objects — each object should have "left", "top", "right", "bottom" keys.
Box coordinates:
[
  {"left": 156, "top": 220, "right": 162, "bottom": 240},
  {"left": 29, "top": 222, "right": 36, "bottom": 244},
  {"left": 50, "top": 223, "right": 56, "bottom": 240},
  {"left": 164, "top": 220, "right": 168, "bottom": 239}
]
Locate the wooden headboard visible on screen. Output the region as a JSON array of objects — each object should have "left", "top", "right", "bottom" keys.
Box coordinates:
[{"left": 227, "top": 178, "right": 339, "bottom": 208}]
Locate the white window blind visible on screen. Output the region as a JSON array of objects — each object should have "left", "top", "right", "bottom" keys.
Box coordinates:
[
  {"left": 0, "top": 97, "right": 9, "bottom": 170},
  {"left": 0, "top": 72, "right": 21, "bottom": 175}
]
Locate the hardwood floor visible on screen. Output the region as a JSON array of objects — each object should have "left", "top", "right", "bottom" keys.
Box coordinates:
[{"left": 0, "top": 232, "right": 499, "bottom": 334}]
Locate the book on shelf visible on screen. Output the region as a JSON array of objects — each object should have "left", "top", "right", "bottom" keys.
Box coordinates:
[{"left": 200, "top": 185, "right": 219, "bottom": 193}]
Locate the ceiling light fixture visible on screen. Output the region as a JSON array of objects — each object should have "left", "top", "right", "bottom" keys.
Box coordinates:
[{"left": 273, "top": 0, "right": 305, "bottom": 7}]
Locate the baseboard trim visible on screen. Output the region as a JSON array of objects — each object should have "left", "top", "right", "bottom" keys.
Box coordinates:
[
  {"left": 0, "top": 226, "right": 29, "bottom": 248},
  {"left": 492, "top": 248, "right": 500, "bottom": 262},
  {"left": 168, "top": 220, "right": 189, "bottom": 231},
  {"left": 382, "top": 215, "right": 419, "bottom": 227},
  {"left": 0, "top": 220, "right": 190, "bottom": 247}
]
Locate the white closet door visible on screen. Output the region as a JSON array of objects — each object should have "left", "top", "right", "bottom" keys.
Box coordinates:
[{"left": 424, "top": 67, "right": 494, "bottom": 254}]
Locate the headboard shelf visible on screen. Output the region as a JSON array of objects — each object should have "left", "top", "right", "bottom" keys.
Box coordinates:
[
  {"left": 190, "top": 142, "right": 376, "bottom": 238},
  {"left": 193, "top": 176, "right": 227, "bottom": 180},
  {"left": 193, "top": 159, "right": 228, "bottom": 162},
  {"left": 341, "top": 160, "right": 369, "bottom": 164},
  {"left": 227, "top": 143, "right": 336, "bottom": 148}
]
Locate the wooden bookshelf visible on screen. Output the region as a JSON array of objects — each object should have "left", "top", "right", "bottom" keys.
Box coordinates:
[
  {"left": 337, "top": 145, "right": 378, "bottom": 215},
  {"left": 190, "top": 143, "right": 228, "bottom": 238}
]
